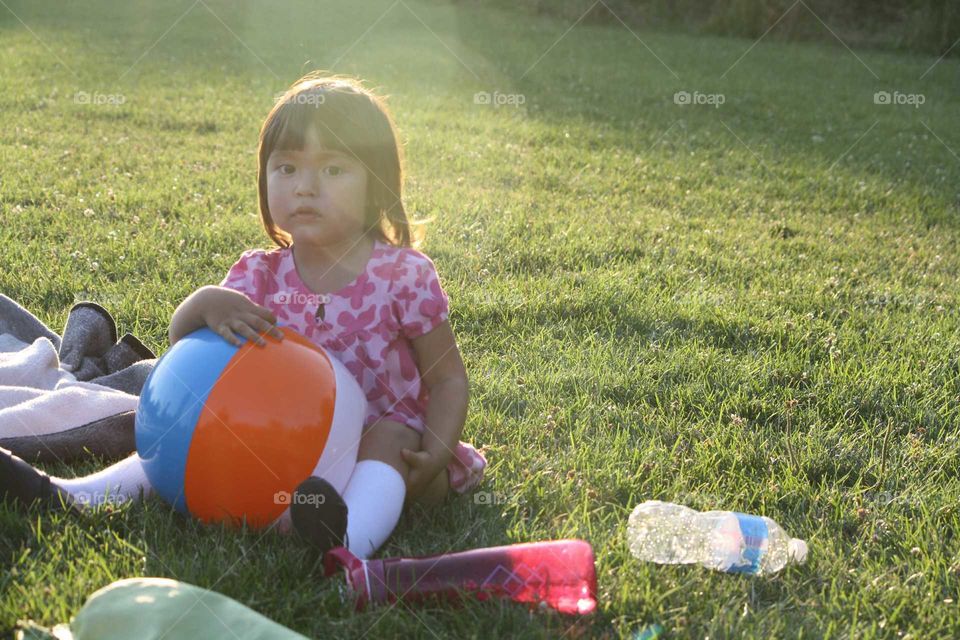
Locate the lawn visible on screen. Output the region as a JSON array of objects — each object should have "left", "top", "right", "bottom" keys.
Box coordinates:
[{"left": 1, "top": 0, "right": 959, "bottom": 637}]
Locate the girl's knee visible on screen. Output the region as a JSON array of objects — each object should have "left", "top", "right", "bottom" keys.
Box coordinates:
[{"left": 357, "top": 419, "right": 420, "bottom": 474}]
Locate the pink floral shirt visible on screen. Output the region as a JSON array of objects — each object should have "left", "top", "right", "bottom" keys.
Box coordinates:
[
  {"left": 219, "top": 239, "right": 449, "bottom": 432},
  {"left": 218, "top": 239, "right": 488, "bottom": 494}
]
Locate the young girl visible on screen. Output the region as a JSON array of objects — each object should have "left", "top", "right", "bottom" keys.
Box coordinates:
[{"left": 0, "top": 73, "right": 487, "bottom": 559}]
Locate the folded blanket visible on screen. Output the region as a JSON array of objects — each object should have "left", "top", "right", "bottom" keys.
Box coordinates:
[{"left": 0, "top": 295, "right": 156, "bottom": 462}]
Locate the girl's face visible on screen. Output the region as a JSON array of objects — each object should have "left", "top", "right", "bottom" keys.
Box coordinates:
[{"left": 266, "top": 124, "right": 369, "bottom": 249}]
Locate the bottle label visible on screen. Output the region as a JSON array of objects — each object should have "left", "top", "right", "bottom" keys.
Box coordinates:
[{"left": 727, "top": 513, "right": 768, "bottom": 574}]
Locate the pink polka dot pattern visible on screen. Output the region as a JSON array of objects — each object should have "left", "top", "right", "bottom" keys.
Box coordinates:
[{"left": 219, "top": 239, "right": 486, "bottom": 493}]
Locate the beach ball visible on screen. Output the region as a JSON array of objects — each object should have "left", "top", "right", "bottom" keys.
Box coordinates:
[{"left": 135, "top": 326, "right": 365, "bottom": 528}]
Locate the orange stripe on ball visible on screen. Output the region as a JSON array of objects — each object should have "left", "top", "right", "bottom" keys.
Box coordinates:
[{"left": 184, "top": 327, "right": 337, "bottom": 527}]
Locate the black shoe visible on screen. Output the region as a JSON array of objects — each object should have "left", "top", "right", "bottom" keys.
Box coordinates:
[
  {"left": 290, "top": 476, "right": 347, "bottom": 553},
  {"left": 0, "top": 446, "right": 77, "bottom": 512}
]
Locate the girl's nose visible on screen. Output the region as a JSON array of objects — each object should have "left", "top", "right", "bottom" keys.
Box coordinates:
[{"left": 295, "top": 170, "right": 321, "bottom": 197}]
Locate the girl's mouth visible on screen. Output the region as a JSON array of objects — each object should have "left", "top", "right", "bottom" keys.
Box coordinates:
[{"left": 293, "top": 206, "right": 321, "bottom": 218}]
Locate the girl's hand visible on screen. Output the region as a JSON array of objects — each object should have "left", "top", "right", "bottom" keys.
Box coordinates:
[
  {"left": 401, "top": 447, "right": 449, "bottom": 498},
  {"left": 200, "top": 287, "right": 283, "bottom": 347}
]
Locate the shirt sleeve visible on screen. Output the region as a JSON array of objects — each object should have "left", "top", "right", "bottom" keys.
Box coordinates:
[
  {"left": 219, "top": 250, "right": 268, "bottom": 306},
  {"left": 395, "top": 251, "right": 450, "bottom": 339}
]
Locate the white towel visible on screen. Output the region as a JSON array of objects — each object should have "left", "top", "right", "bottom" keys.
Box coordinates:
[{"left": 0, "top": 335, "right": 139, "bottom": 438}]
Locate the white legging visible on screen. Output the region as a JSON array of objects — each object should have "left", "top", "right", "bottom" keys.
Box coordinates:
[
  {"left": 54, "top": 454, "right": 302, "bottom": 532},
  {"left": 54, "top": 453, "right": 153, "bottom": 507},
  {"left": 53, "top": 454, "right": 406, "bottom": 557}
]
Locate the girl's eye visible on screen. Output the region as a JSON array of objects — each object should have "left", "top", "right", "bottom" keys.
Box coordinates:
[
  {"left": 324, "top": 165, "right": 343, "bottom": 177},
  {"left": 278, "top": 164, "right": 296, "bottom": 175}
]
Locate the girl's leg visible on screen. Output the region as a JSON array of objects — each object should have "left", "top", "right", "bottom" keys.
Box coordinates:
[
  {"left": 53, "top": 453, "right": 153, "bottom": 508},
  {"left": 339, "top": 419, "right": 418, "bottom": 558},
  {"left": 292, "top": 420, "right": 453, "bottom": 556},
  {"left": 290, "top": 419, "right": 413, "bottom": 556},
  {"left": 409, "top": 468, "right": 449, "bottom": 507},
  {"left": 0, "top": 446, "right": 75, "bottom": 510}
]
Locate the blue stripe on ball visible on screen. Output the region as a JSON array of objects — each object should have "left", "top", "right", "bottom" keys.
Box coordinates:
[{"left": 135, "top": 328, "right": 238, "bottom": 514}]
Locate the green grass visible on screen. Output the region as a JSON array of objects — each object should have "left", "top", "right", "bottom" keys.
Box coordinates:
[{"left": 2, "top": 0, "right": 959, "bottom": 637}]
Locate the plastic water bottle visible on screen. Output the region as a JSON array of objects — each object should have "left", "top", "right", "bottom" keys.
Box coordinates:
[{"left": 627, "top": 500, "right": 808, "bottom": 575}]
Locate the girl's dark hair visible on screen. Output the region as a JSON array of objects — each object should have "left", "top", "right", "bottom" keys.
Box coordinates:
[{"left": 258, "top": 72, "right": 422, "bottom": 248}]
